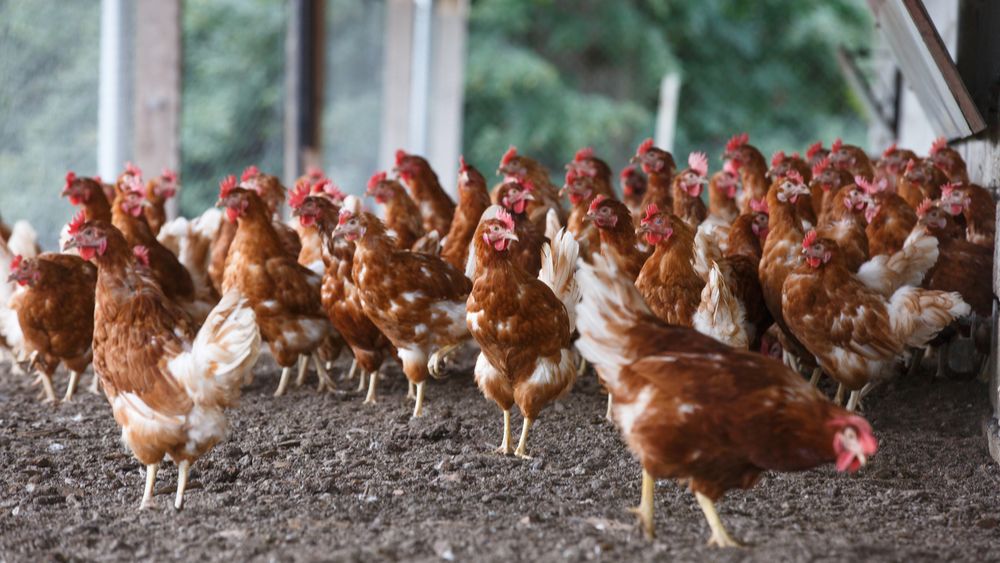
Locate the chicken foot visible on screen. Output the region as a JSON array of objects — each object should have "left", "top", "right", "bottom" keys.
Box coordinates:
[
  {"left": 63, "top": 371, "right": 81, "bottom": 402},
  {"left": 313, "top": 355, "right": 334, "bottom": 392},
  {"left": 33, "top": 372, "right": 56, "bottom": 404},
  {"left": 833, "top": 383, "right": 845, "bottom": 406},
  {"left": 175, "top": 460, "right": 190, "bottom": 510},
  {"left": 407, "top": 381, "right": 416, "bottom": 400},
  {"left": 88, "top": 372, "right": 101, "bottom": 394},
  {"left": 428, "top": 344, "right": 461, "bottom": 378},
  {"left": 274, "top": 366, "right": 293, "bottom": 397},
  {"left": 496, "top": 410, "right": 513, "bottom": 454},
  {"left": 140, "top": 463, "right": 159, "bottom": 509},
  {"left": 293, "top": 355, "right": 309, "bottom": 388},
  {"left": 695, "top": 491, "right": 742, "bottom": 548},
  {"left": 629, "top": 468, "right": 656, "bottom": 539},
  {"left": 514, "top": 417, "right": 533, "bottom": 459},
  {"left": 605, "top": 394, "right": 614, "bottom": 422},
  {"left": 412, "top": 381, "right": 426, "bottom": 418},
  {"left": 363, "top": 370, "right": 379, "bottom": 404}
]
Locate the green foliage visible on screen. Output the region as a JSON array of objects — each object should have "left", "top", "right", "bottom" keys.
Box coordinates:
[{"left": 464, "top": 0, "right": 872, "bottom": 179}]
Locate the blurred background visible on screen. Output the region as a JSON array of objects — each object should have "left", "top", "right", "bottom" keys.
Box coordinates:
[{"left": 1, "top": 0, "right": 994, "bottom": 248}]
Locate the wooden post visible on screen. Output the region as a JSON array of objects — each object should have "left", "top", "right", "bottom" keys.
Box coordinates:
[
  {"left": 133, "top": 0, "right": 182, "bottom": 218},
  {"left": 654, "top": 73, "right": 681, "bottom": 154},
  {"left": 284, "top": 0, "right": 325, "bottom": 187}
]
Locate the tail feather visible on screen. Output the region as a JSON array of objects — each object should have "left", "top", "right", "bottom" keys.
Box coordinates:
[
  {"left": 888, "top": 286, "right": 970, "bottom": 348},
  {"left": 539, "top": 228, "right": 580, "bottom": 331},
  {"left": 857, "top": 227, "right": 939, "bottom": 296},
  {"left": 7, "top": 221, "right": 38, "bottom": 258},
  {"left": 412, "top": 230, "right": 441, "bottom": 255},
  {"left": 692, "top": 222, "right": 723, "bottom": 283},
  {"left": 168, "top": 290, "right": 261, "bottom": 408},
  {"left": 693, "top": 261, "right": 748, "bottom": 349},
  {"left": 544, "top": 208, "right": 561, "bottom": 243}
]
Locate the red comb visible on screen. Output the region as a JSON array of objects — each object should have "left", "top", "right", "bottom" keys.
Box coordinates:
[
  {"left": 725, "top": 132, "right": 748, "bottom": 153},
  {"left": 319, "top": 181, "right": 345, "bottom": 202},
  {"left": 802, "top": 229, "right": 818, "bottom": 249},
  {"left": 306, "top": 166, "right": 324, "bottom": 180},
  {"left": 337, "top": 208, "right": 354, "bottom": 226},
  {"left": 854, "top": 175, "right": 874, "bottom": 194},
  {"left": 67, "top": 209, "right": 86, "bottom": 235},
  {"left": 619, "top": 165, "right": 637, "bottom": 179},
  {"left": 785, "top": 170, "right": 803, "bottom": 184},
  {"left": 940, "top": 182, "right": 958, "bottom": 197},
  {"left": 750, "top": 198, "right": 769, "bottom": 214},
  {"left": 916, "top": 198, "right": 934, "bottom": 218},
  {"left": 812, "top": 157, "right": 830, "bottom": 178},
  {"left": 688, "top": 152, "right": 708, "bottom": 177},
  {"left": 219, "top": 175, "right": 237, "bottom": 198},
  {"left": 132, "top": 245, "right": 150, "bottom": 267},
  {"left": 905, "top": 159, "right": 917, "bottom": 174},
  {"left": 791, "top": 151, "right": 801, "bottom": 160},
  {"left": 459, "top": 155, "right": 469, "bottom": 172},
  {"left": 723, "top": 160, "right": 740, "bottom": 175},
  {"left": 637, "top": 138, "right": 654, "bottom": 156},
  {"left": 882, "top": 142, "right": 897, "bottom": 159},
  {"left": 930, "top": 137, "right": 947, "bottom": 155},
  {"left": 125, "top": 161, "right": 142, "bottom": 178},
  {"left": 10, "top": 255, "right": 22, "bottom": 272},
  {"left": 289, "top": 180, "right": 310, "bottom": 209},
  {"left": 64, "top": 171, "right": 77, "bottom": 192},
  {"left": 831, "top": 138, "right": 843, "bottom": 153},
  {"left": 125, "top": 175, "right": 145, "bottom": 195},
  {"left": 642, "top": 203, "right": 659, "bottom": 224},
  {"left": 161, "top": 168, "right": 178, "bottom": 183},
  {"left": 770, "top": 151, "right": 786, "bottom": 168},
  {"left": 395, "top": 149, "right": 407, "bottom": 167},
  {"left": 500, "top": 146, "right": 517, "bottom": 166},
  {"left": 806, "top": 142, "right": 823, "bottom": 160},
  {"left": 495, "top": 207, "right": 515, "bottom": 231},
  {"left": 574, "top": 147, "right": 594, "bottom": 162},
  {"left": 240, "top": 165, "right": 260, "bottom": 182},
  {"left": 588, "top": 194, "right": 608, "bottom": 214},
  {"left": 367, "top": 171, "right": 387, "bottom": 191},
  {"left": 564, "top": 168, "right": 578, "bottom": 185}
]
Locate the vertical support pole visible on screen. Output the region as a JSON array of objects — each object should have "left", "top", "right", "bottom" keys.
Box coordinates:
[
  {"left": 426, "top": 0, "right": 468, "bottom": 195},
  {"left": 98, "top": 0, "right": 128, "bottom": 179},
  {"left": 654, "top": 73, "right": 681, "bottom": 154},
  {"left": 285, "top": 0, "right": 326, "bottom": 187},
  {"left": 134, "top": 0, "right": 182, "bottom": 218},
  {"left": 380, "top": 0, "right": 416, "bottom": 170},
  {"left": 408, "top": 0, "right": 434, "bottom": 154}
]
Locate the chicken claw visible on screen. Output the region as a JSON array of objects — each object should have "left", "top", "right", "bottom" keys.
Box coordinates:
[
  {"left": 605, "top": 394, "right": 614, "bottom": 422},
  {"left": 695, "top": 492, "right": 743, "bottom": 548},
  {"left": 496, "top": 410, "right": 513, "bottom": 455},
  {"left": 363, "top": 370, "right": 378, "bottom": 404},
  {"left": 629, "top": 469, "right": 656, "bottom": 539},
  {"left": 175, "top": 460, "right": 190, "bottom": 510},
  {"left": 140, "top": 464, "right": 159, "bottom": 509},
  {"left": 313, "top": 354, "right": 334, "bottom": 392},
  {"left": 514, "top": 417, "right": 533, "bottom": 459},
  {"left": 428, "top": 344, "right": 460, "bottom": 378}
]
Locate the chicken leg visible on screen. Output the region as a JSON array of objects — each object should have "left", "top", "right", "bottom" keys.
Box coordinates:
[
  {"left": 175, "top": 460, "right": 191, "bottom": 510},
  {"left": 64, "top": 371, "right": 81, "bottom": 402},
  {"left": 630, "top": 468, "right": 655, "bottom": 539},
  {"left": 140, "top": 463, "right": 159, "bottom": 509},
  {"left": 412, "top": 381, "right": 426, "bottom": 418},
  {"left": 514, "top": 417, "right": 533, "bottom": 459},
  {"left": 89, "top": 373, "right": 101, "bottom": 394},
  {"left": 606, "top": 394, "right": 614, "bottom": 422},
  {"left": 34, "top": 372, "right": 56, "bottom": 404},
  {"left": 363, "top": 370, "right": 378, "bottom": 404},
  {"left": 407, "top": 380, "right": 416, "bottom": 400},
  {"left": 313, "top": 354, "right": 334, "bottom": 392},
  {"left": 808, "top": 367, "right": 822, "bottom": 387},
  {"left": 577, "top": 357, "right": 588, "bottom": 376},
  {"left": 293, "top": 355, "right": 309, "bottom": 388},
  {"left": 496, "top": 410, "right": 513, "bottom": 454},
  {"left": 274, "top": 366, "right": 293, "bottom": 397},
  {"left": 695, "top": 491, "right": 742, "bottom": 548},
  {"left": 833, "top": 383, "right": 845, "bottom": 406},
  {"left": 356, "top": 362, "right": 367, "bottom": 392}
]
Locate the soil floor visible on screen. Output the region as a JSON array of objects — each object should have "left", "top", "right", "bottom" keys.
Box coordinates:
[{"left": 1, "top": 354, "right": 998, "bottom": 562}]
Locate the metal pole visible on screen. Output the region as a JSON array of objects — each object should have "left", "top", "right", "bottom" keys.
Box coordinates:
[{"left": 98, "top": 0, "right": 126, "bottom": 178}]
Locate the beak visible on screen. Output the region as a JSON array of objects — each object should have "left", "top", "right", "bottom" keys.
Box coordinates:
[
  {"left": 63, "top": 237, "right": 78, "bottom": 251},
  {"left": 629, "top": 155, "right": 640, "bottom": 164},
  {"left": 635, "top": 223, "right": 650, "bottom": 235},
  {"left": 503, "top": 232, "right": 519, "bottom": 242},
  {"left": 522, "top": 192, "right": 535, "bottom": 201},
  {"left": 558, "top": 186, "right": 568, "bottom": 197},
  {"left": 6, "top": 273, "right": 16, "bottom": 283},
  {"left": 215, "top": 199, "right": 224, "bottom": 208}
]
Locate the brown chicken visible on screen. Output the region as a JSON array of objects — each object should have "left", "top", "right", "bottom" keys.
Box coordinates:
[
  {"left": 395, "top": 150, "right": 456, "bottom": 236},
  {"left": 810, "top": 157, "right": 856, "bottom": 222},
  {"left": 144, "top": 169, "right": 179, "bottom": 237},
  {"left": 875, "top": 142, "right": 918, "bottom": 190},
  {"left": 366, "top": 171, "right": 426, "bottom": 251},
  {"left": 619, "top": 164, "right": 647, "bottom": 223},
  {"left": 672, "top": 152, "right": 709, "bottom": 227},
  {"left": 576, "top": 252, "right": 878, "bottom": 545},
  {"left": 937, "top": 183, "right": 995, "bottom": 247},
  {"left": 587, "top": 196, "right": 648, "bottom": 282},
  {"left": 723, "top": 201, "right": 773, "bottom": 349},
  {"left": 295, "top": 178, "right": 346, "bottom": 275},
  {"left": 767, "top": 151, "right": 812, "bottom": 184},
  {"left": 722, "top": 133, "right": 768, "bottom": 213},
  {"left": 467, "top": 206, "right": 578, "bottom": 457},
  {"left": 816, "top": 182, "right": 871, "bottom": 272},
  {"left": 634, "top": 205, "right": 703, "bottom": 326},
  {"left": 566, "top": 147, "right": 616, "bottom": 198},
  {"left": 334, "top": 209, "right": 472, "bottom": 417},
  {"left": 292, "top": 193, "right": 397, "bottom": 403},
  {"left": 707, "top": 162, "right": 740, "bottom": 225},
  {"left": 631, "top": 139, "right": 676, "bottom": 213},
  {"left": 928, "top": 137, "right": 970, "bottom": 184},
  {"left": 62, "top": 173, "right": 112, "bottom": 223},
  {"left": 217, "top": 176, "right": 336, "bottom": 396},
  {"left": 862, "top": 177, "right": 918, "bottom": 257},
  {"left": 828, "top": 138, "right": 874, "bottom": 179},
  {"left": 805, "top": 141, "right": 828, "bottom": 168},
  {"left": 917, "top": 201, "right": 993, "bottom": 317},
  {"left": 898, "top": 158, "right": 948, "bottom": 209},
  {"left": 484, "top": 181, "right": 546, "bottom": 278},
  {"left": 65, "top": 216, "right": 261, "bottom": 510},
  {"left": 496, "top": 146, "right": 566, "bottom": 229},
  {"left": 441, "top": 157, "right": 492, "bottom": 272},
  {"left": 560, "top": 167, "right": 603, "bottom": 255},
  {"left": 8, "top": 250, "right": 97, "bottom": 403}
]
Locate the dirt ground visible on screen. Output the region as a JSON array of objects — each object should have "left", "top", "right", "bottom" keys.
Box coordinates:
[{"left": 1, "top": 353, "right": 999, "bottom": 563}]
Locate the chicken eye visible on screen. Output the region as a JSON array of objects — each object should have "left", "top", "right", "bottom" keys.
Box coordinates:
[{"left": 655, "top": 217, "right": 663, "bottom": 225}]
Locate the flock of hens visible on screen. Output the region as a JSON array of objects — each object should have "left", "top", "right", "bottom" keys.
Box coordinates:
[{"left": 0, "top": 133, "right": 993, "bottom": 547}]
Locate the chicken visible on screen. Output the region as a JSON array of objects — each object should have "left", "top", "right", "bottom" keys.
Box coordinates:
[
  {"left": 481, "top": 181, "right": 546, "bottom": 277},
  {"left": 64, "top": 215, "right": 261, "bottom": 510},
  {"left": 634, "top": 205, "right": 703, "bottom": 326},
  {"left": 816, "top": 182, "right": 870, "bottom": 272},
  {"left": 62, "top": 173, "right": 113, "bottom": 223},
  {"left": 707, "top": 162, "right": 740, "bottom": 225},
  {"left": 862, "top": 177, "right": 918, "bottom": 257},
  {"left": 783, "top": 230, "right": 970, "bottom": 410},
  {"left": 291, "top": 193, "right": 396, "bottom": 403},
  {"left": 828, "top": 138, "right": 874, "bottom": 179},
  {"left": 467, "top": 206, "right": 578, "bottom": 457},
  {"left": 631, "top": 139, "right": 676, "bottom": 213},
  {"left": 0, "top": 220, "right": 41, "bottom": 372},
  {"left": 805, "top": 141, "right": 828, "bottom": 168},
  {"left": 7, "top": 251, "right": 96, "bottom": 403},
  {"left": 157, "top": 208, "right": 224, "bottom": 308},
  {"left": 144, "top": 168, "right": 179, "bottom": 237},
  {"left": 723, "top": 201, "right": 773, "bottom": 349},
  {"left": 722, "top": 133, "right": 768, "bottom": 213},
  {"left": 874, "top": 142, "right": 918, "bottom": 190},
  {"left": 334, "top": 209, "right": 472, "bottom": 417},
  {"left": 672, "top": 152, "right": 709, "bottom": 227},
  {"left": 898, "top": 158, "right": 948, "bottom": 209},
  {"left": 441, "top": 157, "right": 492, "bottom": 272},
  {"left": 767, "top": 151, "right": 812, "bottom": 184},
  {"left": 394, "top": 150, "right": 456, "bottom": 236},
  {"left": 810, "top": 157, "right": 856, "bottom": 223},
  {"left": 928, "top": 137, "right": 970, "bottom": 184},
  {"left": 619, "top": 164, "right": 647, "bottom": 224},
  {"left": 366, "top": 171, "right": 426, "bottom": 251},
  {"left": 566, "top": 147, "right": 617, "bottom": 198},
  {"left": 560, "top": 167, "right": 603, "bottom": 255},
  {"left": 917, "top": 201, "right": 993, "bottom": 317},
  {"left": 587, "top": 196, "right": 649, "bottom": 282},
  {"left": 937, "top": 183, "right": 995, "bottom": 247},
  {"left": 575, "top": 251, "right": 878, "bottom": 545},
  {"left": 216, "top": 176, "right": 336, "bottom": 396},
  {"left": 294, "top": 178, "right": 346, "bottom": 275},
  {"left": 496, "top": 146, "right": 566, "bottom": 230}
]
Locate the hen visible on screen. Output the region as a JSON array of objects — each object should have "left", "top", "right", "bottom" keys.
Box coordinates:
[
  {"left": 897, "top": 158, "right": 947, "bottom": 209},
  {"left": 917, "top": 201, "right": 993, "bottom": 317},
  {"left": 672, "top": 152, "right": 709, "bottom": 227},
  {"left": 576, "top": 252, "right": 878, "bottom": 545},
  {"left": 367, "top": 171, "right": 426, "bottom": 251},
  {"left": 707, "top": 162, "right": 740, "bottom": 225},
  {"left": 441, "top": 157, "right": 491, "bottom": 272},
  {"left": 481, "top": 181, "right": 546, "bottom": 277},
  {"left": 631, "top": 139, "right": 676, "bottom": 213},
  {"left": 875, "top": 143, "right": 918, "bottom": 190},
  {"left": 784, "top": 231, "right": 969, "bottom": 410},
  {"left": 467, "top": 206, "right": 579, "bottom": 457},
  {"left": 144, "top": 168, "right": 179, "bottom": 237},
  {"left": 8, "top": 251, "right": 97, "bottom": 403},
  {"left": 863, "top": 177, "right": 918, "bottom": 257},
  {"left": 805, "top": 141, "right": 829, "bottom": 168},
  {"left": 561, "top": 167, "right": 603, "bottom": 256},
  {"left": 815, "top": 181, "right": 871, "bottom": 272},
  {"left": 619, "top": 165, "right": 647, "bottom": 224},
  {"left": 937, "top": 183, "right": 995, "bottom": 247},
  {"left": 767, "top": 151, "right": 812, "bottom": 184},
  {"left": 394, "top": 150, "right": 456, "bottom": 236},
  {"left": 634, "top": 205, "right": 703, "bottom": 326},
  {"left": 496, "top": 146, "right": 565, "bottom": 230},
  {"left": 65, "top": 217, "right": 261, "bottom": 510},
  {"left": 810, "top": 157, "right": 856, "bottom": 223},
  {"left": 927, "top": 137, "right": 970, "bottom": 184},
  {"left": 587, "top": 196, "right": 648, "bottom": 282},
  {"left": 334, "top": 209, "right": 472, "bottom": 417},
  {"left": 828, "top": 138, "right": 874, "bottom": 179},
  {"left": 722, "top": 133, "right": 768, "bottom": 213}
]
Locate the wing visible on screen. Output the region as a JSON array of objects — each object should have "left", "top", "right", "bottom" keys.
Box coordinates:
[{"left": 262, "top": 256, "right": 323, "bottom": 315}]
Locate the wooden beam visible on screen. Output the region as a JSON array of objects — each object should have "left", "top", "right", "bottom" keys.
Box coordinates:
[
  {"left": 133, "top": 0, "right": 182, "bottom": 217},
  {"left": 379, "top": 0, "right": 416, "bottom": 170}
]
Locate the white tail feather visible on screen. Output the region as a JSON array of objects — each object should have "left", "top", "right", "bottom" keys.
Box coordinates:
[
  {"left": 7, "top": 221, "right": 38, "bottom": 258},
  {"left": 888, "top": 286, "right": 970, "bottom": 348},
  {"left": 857, "top": 227, "right": 939, "bottom": 297},
  {"left": 692, "top": 222, "right": 723, "bottom": 283},
  {"left": 544, "top": 208, "right": 562, "bottom": 243},
  {"left": 539, "top": 228, "right": 580, "bottom": 332},
  {"left": 693, "top": 261, "right": 748, "bottom": 349}
]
